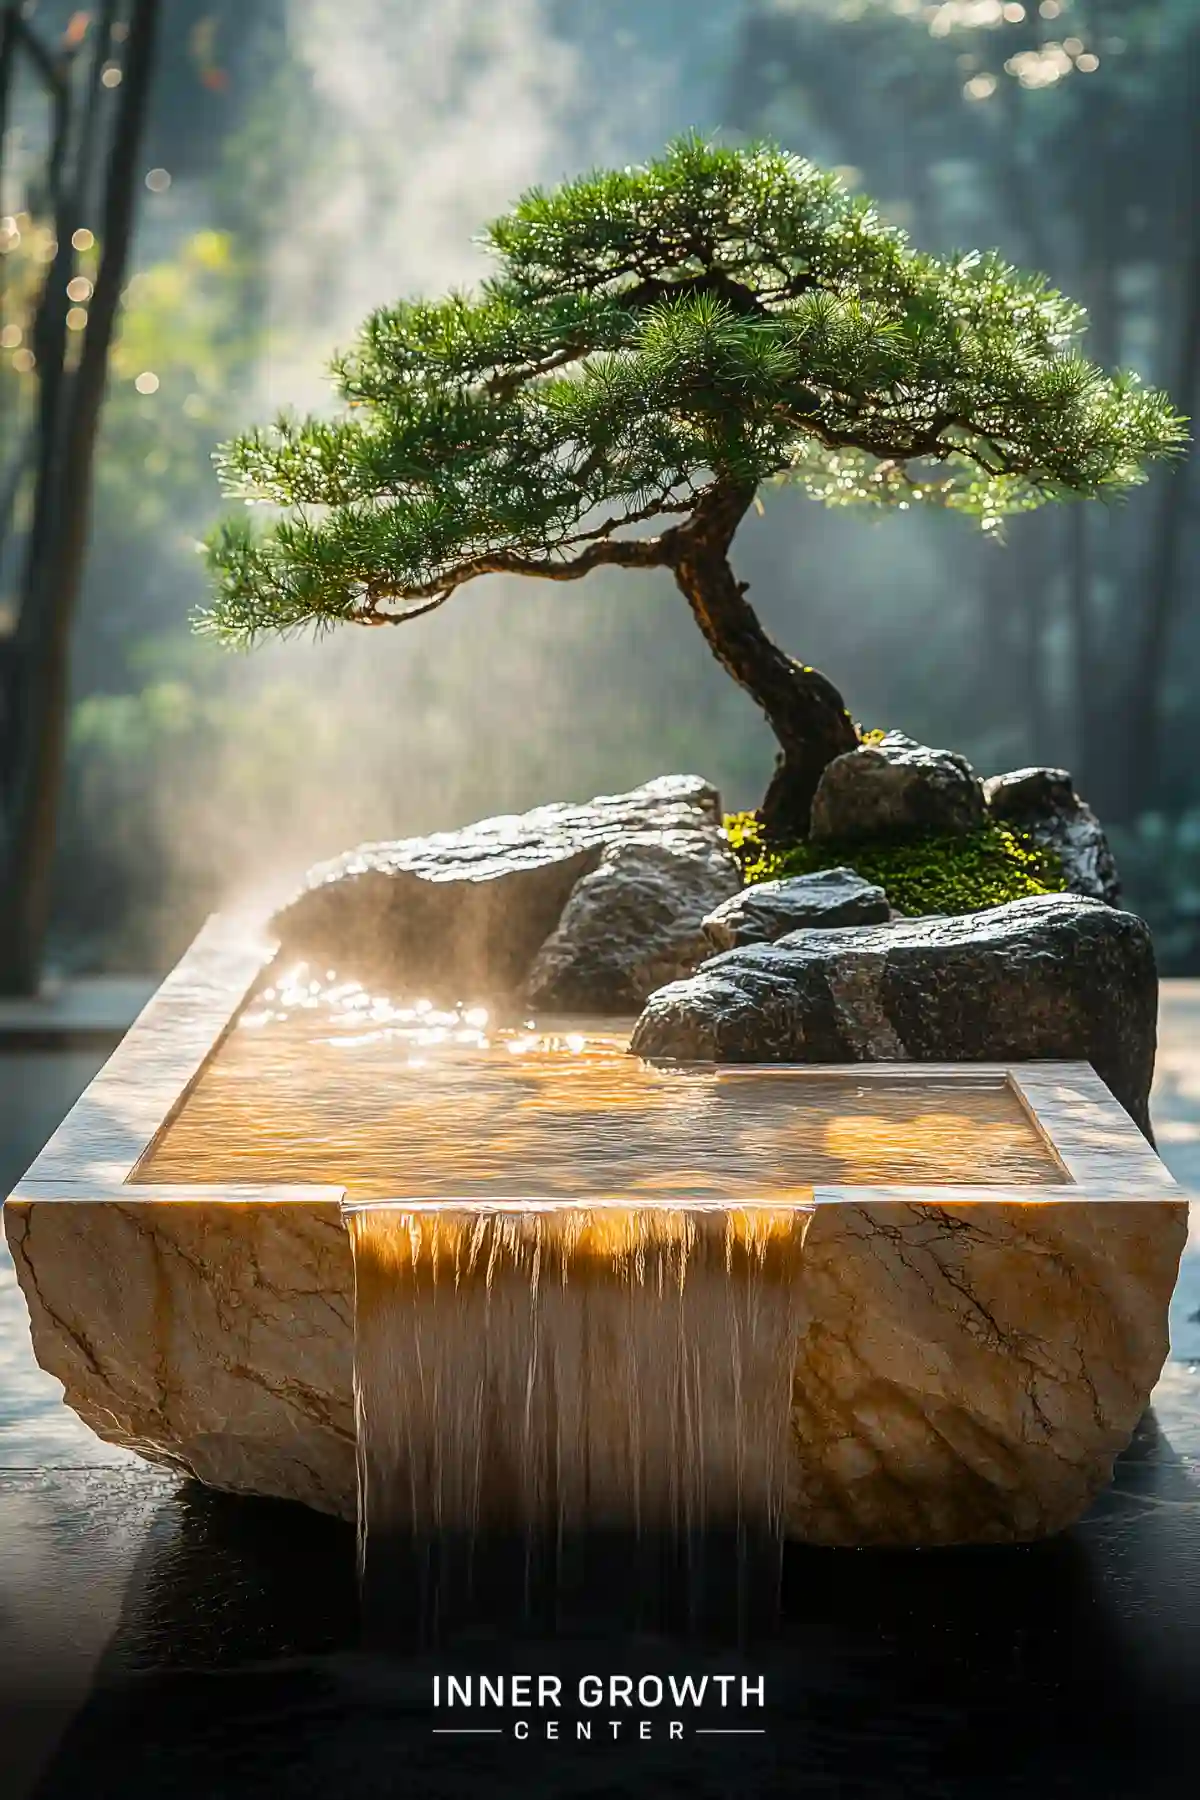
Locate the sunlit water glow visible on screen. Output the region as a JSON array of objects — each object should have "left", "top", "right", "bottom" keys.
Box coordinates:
[{"left": 138, "top": 963, "right": 1065, "bottom": 1198}]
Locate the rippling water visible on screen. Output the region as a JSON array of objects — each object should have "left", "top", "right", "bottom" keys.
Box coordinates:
[{"left": 138, "top": 964, "right": 1064, "bottom": 1196}]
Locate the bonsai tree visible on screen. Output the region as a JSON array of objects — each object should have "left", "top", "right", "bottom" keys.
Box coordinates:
[{"left": 201, "top": 138, "right": 1182, "bottom": 839}]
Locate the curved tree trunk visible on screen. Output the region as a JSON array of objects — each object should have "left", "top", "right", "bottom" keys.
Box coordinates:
[{"left": 667, "top": 482, "right": 859, "bottom": 839}]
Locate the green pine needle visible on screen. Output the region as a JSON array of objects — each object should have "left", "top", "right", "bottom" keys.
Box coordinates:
[{"left": 199, "top": 136, "right": 1186, "bottom": 644}]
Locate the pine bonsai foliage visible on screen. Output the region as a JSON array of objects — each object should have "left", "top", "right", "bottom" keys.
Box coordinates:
[{"left": 201, "top": 137, "right": 1183, "bottom": 836}]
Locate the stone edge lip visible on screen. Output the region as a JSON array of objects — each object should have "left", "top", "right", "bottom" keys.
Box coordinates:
[{"left": 3, "top": 908, "right": 1184, "bottom": 1214}]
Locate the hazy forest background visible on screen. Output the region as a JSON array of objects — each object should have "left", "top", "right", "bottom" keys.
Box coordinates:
[{"left": 5, "top": 0, "right": 1200, "bottom": 973}]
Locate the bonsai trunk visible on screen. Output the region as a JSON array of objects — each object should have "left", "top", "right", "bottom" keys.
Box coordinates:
[{"left": 669, "top": 482, "right": 858, "bottom": 839}]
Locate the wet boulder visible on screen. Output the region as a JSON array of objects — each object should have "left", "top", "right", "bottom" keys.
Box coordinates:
[
  {"left": 984, "top": 766, "right": 1120, "bottom": 905},
  {"left": 702, "top": 867, "right": 890, "bottom": 951},
  {"left": 631, "top": 892, "right": 1157, "bottom": 1134},
  {"left": 810, "top": 731, "right": 986, "bottom": 841},
  {"left": 270, "top": 774, "right": 737, "bottom": 1005},
  {"left": 525, "top": 833, "right": 740, "bottom": 1012}
]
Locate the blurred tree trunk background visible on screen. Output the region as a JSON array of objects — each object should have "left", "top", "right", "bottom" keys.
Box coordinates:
[{"left": 0, "top": 0, "right": 161, "bottom": 994}]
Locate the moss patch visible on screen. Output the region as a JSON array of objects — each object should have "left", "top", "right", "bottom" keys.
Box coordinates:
[{"left": 724, "top": 812, "right": 1065, "bottom": 917}]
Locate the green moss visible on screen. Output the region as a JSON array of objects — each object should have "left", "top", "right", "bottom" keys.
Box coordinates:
[{"left": 723, "top": 812, "right": 1064, "bottom": 917}]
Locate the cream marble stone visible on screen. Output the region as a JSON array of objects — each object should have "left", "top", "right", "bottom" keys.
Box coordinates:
[
  {"left": 2, "top": 914, "right": 1189, "bottom": 1541},
  {"left": 5, "top": 1195, "right": 356, "bottom": 1514},
  {"left": 787, "top": 1197, "right": 1187, "bottom": 1544}
]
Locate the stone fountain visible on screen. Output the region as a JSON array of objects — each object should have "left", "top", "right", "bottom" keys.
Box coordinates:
[{"left": 3, "top": 775, "right": 1187, "bottom": 1547}]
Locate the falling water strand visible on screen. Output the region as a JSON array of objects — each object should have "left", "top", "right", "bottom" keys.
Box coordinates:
[{"left": 349, "top": 1201, "right": 810, "bottom": 1631}]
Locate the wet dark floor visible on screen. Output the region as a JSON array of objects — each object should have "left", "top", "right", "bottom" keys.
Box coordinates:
[
  {"left": 6, "top": 1432, "right": 1200, "bottom": 1800},
  {"left": 3, "top": 1012, "right": 1200, "bottom": 1799}
]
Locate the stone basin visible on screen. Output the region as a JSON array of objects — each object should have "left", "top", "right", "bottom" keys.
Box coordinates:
[{"left": 2, "top": 912, "right": 1188, "bottom": 1546}]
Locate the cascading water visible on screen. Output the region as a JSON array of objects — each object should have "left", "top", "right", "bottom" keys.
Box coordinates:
[
  {"left": 348, "top": 1198, "right": 809, "bottom": 1634},
  {"left": 350, "top": 1199, "right": 808, "bottom": 1539}
]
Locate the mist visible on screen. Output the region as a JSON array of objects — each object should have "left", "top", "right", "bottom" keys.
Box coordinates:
[{"left": 196, "top": 0, "right": 771, "bottom": 913}]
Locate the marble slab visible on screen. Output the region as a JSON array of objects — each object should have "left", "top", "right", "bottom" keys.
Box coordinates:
[{"left": 2, "top": 912, "right": 1188, "bottom": 1542}]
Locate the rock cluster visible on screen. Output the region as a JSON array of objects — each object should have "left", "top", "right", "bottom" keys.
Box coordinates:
[
  {"left": 271, "top": 774, "right": 740, "bottom": 1010},
  {"left": 632, "top": 892, "right": 1158, "bottom": 1135},
  {"left": 269, "top": 742, "right": 1120, "bottom": 1018},
  {"left": 806, "top": 731, "right": 1120, "bottom": 905}
]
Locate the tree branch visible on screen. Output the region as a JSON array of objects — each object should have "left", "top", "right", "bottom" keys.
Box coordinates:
[
  {"left": 484, "top": 343, "right": 588, "bottom": 399},
  {"left": 356, "top": 588, "right": 454, "bottom": 625},
  {"left": 351, "top": 531, "right": 672, "bottom": 621},
  {"left": 560, "top": 492, "right": 697, "bottom": 546}
]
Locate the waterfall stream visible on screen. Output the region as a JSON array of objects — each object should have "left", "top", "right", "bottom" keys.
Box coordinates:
[{"left": 349, "top": 1199, "right": 809, "bottom": 1633}]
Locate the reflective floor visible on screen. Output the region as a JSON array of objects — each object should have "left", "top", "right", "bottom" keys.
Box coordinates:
[{"left": 2, "top": 995, "right": 1200, "bottom": 1799}]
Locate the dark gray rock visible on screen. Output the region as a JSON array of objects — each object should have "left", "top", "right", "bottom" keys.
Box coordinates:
[
  {"left": 702, "top": 867, "right": 890, "bottom": 951},
  {"left": 271, "top": 774, "right": 732, "bottom": 1003},
  {"left": 810, "top": 731, "right": 986, "bottom": 841},
  {"left": 631, "top": 893, "right": 1157, "bottom": 1134},
  {"left": 525, "top": 833, "right": 740, "bottom": 1011},
  {"left": 984, "top": 766, "right": 1120, "bottom": 905}
]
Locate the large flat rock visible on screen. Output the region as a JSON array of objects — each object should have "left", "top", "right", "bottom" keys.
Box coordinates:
[
  {"left": 4, "top": 1199, "right": 357, "bottom": 1516},
  {"left": 270, "top": 774, "right": 737, "bottom": 1006},
  {"left": 631, "top": 893, "right": 1158, "bottom": 1134}
]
